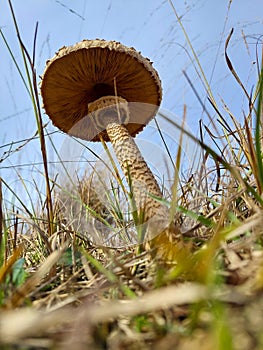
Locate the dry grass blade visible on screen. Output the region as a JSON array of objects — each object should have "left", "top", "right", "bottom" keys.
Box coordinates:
[
  {"left": 224, "top": 211, "right": 262, "bottom": 241},
  {"left": 0, "top": 283, "right": 207, "bottom": 342},
  {"left": 225, "top": 28, "right": 251, "bottom": 102},
  {"left": 168, "top": 0, "right": 216, "bottom": 106},
  {"left": 7, "top": 0, "right": 54, "bottom": 237},
  {"left": 0, "top": 246, "right": 23, "bottom": 284},
  {"left": 89, "top": 282, "right": 207, "bottom": 321},
  {"left": 0, "top": 307, "right": 70, "bottom": 344},
  {"left": 15, "top": 213, "right": 52, "bottom": 253},
  {"left": 5, "top": 246, "right": 67, "bottom": 308}
]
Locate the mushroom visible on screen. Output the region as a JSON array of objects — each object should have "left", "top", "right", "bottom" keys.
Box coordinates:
[{"left": 41, "top": 39, "right": 178, "bottom": 246}]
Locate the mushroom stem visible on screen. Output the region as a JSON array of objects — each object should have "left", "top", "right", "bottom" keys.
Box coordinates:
[
  {"left": 106, "top": 122, "right": 170, "bottom": 240},
  {"left": 106, "top": 122, "right": 164, "bottom": 216},
  {"left": 89, "top": 96, "right": 171, "bottom": 241}
]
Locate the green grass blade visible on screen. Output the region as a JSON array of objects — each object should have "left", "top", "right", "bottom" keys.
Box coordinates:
[
  {"left": 255, "top": 63, "right": 263, "bottom": 192},
  {"left": 168, "top": 0, "right": 216, "bottom": 106},
  {"left": 0, "top": 28, "right": 30, "bottom": 96}
]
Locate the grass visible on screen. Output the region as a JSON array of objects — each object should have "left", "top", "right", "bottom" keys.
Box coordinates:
[{"left": 1, "top": 1, "right": 263, "bottom": 349}]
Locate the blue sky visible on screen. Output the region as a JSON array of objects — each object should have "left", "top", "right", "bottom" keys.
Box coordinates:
[{"left": 0, "top": 0, "right": 262, "bottom": 204}]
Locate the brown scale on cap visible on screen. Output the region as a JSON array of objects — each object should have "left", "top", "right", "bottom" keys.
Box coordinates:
[{"left": 41, "top": 39, "right": 181, "bottom": 258}]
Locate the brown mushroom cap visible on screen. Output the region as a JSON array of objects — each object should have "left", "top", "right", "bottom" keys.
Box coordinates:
[{"left": 40, "top": 39, "right": 162, "bottom": 141}]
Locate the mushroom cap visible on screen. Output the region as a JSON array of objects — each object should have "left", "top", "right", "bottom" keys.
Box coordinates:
[{"left": 40, "top": 39, "right": 162, "bottom": 141}]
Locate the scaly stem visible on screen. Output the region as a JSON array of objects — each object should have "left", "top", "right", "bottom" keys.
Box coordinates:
[
  {"left": 88, "top": 95, "right": 171, "bottom": 241},
  {"left": 106, "top": 122, "right": 169, "bottom": 239}
]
